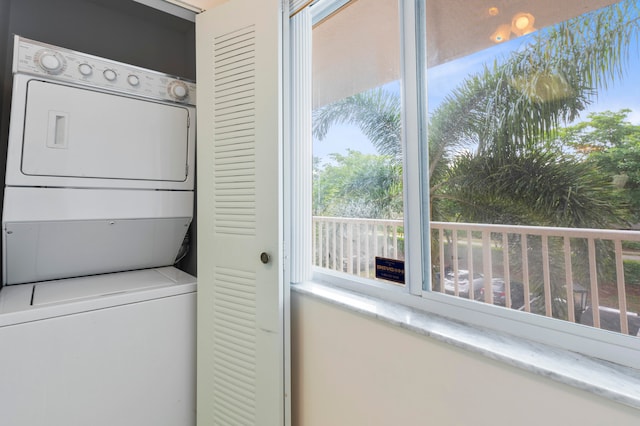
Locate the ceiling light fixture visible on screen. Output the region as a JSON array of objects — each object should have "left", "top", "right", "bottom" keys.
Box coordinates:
[
  {"left": 511, "top": 12, "right": 536, "bottom": 36},
  {"left": 490, "top": 23, "right": 512, "bottom": 43},
  {"left": 491, "top": 12, "right": 537, "bottom": 43}
]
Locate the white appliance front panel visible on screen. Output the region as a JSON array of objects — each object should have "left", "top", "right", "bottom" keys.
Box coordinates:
[
  {"left": 32, "top": 268, "right": 186, "bottom": 306},
  {"left": 2, "top": 187, "right": 193, "bottom": 223},
  {"left": 4, "top": 217, "right": 191, "bottom": 285},
  {"left": 21, "top": 79, "right": 189, "bottom": 182},
  {"left": 0, "top": 267, "right": 196, "bottom": 319},
  {"left": 5, "top": 75, "right": 195, "bottom": 191},
  {"left": 0, "top": 291, "right": 196, "bottom": 426}
]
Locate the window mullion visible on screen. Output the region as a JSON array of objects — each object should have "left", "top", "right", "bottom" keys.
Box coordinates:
[
  {"left": 400, "top": 0, "right": 427, "bottom": 296},
  {"left": 289, "top": 8, "right": 313, "bottom": 283}
]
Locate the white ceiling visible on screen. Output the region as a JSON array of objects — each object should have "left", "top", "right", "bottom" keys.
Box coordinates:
[
  {"left": 313, "top": 0, "right": 621, "bottom": 107},
  {"left": 150, "top": 0, "right": 623, "bottom": 108}
]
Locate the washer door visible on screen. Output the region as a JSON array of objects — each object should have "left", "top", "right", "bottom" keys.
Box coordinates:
[{"left": 20, "top": 80, "right": 191, "bottom": 183}]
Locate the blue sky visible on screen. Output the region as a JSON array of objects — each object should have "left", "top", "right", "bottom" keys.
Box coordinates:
[{"left": 313, "top": 8, "right": 640, "bottom": 162}]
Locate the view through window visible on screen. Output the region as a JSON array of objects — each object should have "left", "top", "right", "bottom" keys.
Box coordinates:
[
  {"left": 312, "top": 0, "right": 640, "bottom": 338},
  {"left": 312, "top": 0, "right": 405, "bottom": 284}
]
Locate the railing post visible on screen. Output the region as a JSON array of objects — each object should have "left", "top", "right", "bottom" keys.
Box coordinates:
[
  {"left": 588, "top": 238, "right": 601, "bottom": 328},
  {"left": 356, "top": 223, "right": 362, "bottom": 276},
  {"left": 482, "top": 231, "right": 493, "bottom": 304},
  {"left": 452, "top": 230, "right": 459, "bottom": 296},
  {"left": 373, "top": 224, "right": 379, "bottom": 267},
  {"left": 614, "top": 239, "right": 629, "bottom": 334},
  {"left": 466, "top": 231, "right": 474, "bottom": 300},
  {"left": 564, "top": 236, "right": 576, "bottom": 323},
  {"left": 521, "top": 233, "right": 531, "bottom": 313},
  {"left": 323, "top": 220, "right": 329, "bottom": 269},
  {"left": 347, "top": 222, "right": 353, "bottom": 275},
  {"left": 312, "top": 219, "right": 317, "bottom": 267},
  {"left": 317, "top": 220, "right": 323, "bottom": 267},
  {"left": 502, "top": 233, "right": 511, "bottom": 309},
  {"left": 541, "top": 235, "right": 552, "bottom": 317},
  {"left": 365, "top": 222, "right": 371, "bottom": 278},
  {"left": 438, "top": 227, "right": 445, "bottom": 293},
  {"left": 392, "top": 225, "right": 398, "bottom": 259}
]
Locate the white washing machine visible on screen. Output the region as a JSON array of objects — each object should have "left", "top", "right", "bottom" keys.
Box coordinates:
[{"left": 0, "top": 36, "right": 197, "bottom": 426}]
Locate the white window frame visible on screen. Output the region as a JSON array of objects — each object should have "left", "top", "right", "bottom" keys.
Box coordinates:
[{"left": 299, "top": 0, "right": 640, "bottom": 370}]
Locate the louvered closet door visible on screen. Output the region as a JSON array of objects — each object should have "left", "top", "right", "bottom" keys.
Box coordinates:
[{"left": 196, "top": 1, "right": 285, "bottom": 425}]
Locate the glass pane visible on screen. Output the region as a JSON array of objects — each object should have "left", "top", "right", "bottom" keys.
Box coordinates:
[
  {"left": 426, "top": 0, "right": 640, "bottom": 337},
  {"left": 312, "top": 0, "right": 405, "bottom": 285}
]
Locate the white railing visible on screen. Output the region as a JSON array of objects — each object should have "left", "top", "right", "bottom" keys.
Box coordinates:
[
  {"left": 312, "top": 216, "right": 640, "bottom": 336},
  {"left": 312, "top": 216, "right": 404, "bottom": 279}
]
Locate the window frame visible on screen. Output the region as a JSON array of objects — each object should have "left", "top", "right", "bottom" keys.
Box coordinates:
[{"left": 304, "top": 0, "right": 640, "bottom": 370}]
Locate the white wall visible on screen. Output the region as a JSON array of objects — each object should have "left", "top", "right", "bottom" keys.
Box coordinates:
[{"left": 291, "top": 292, "right": 640, "bottom": 426}]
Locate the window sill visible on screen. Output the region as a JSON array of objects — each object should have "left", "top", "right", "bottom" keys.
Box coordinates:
[{"left": 292, "top": 280, "right": 640, "bottom": 411}]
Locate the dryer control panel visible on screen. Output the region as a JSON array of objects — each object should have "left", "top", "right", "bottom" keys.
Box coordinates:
[{"left": 13, "top": 36, "right": 196, "bottom": 105}]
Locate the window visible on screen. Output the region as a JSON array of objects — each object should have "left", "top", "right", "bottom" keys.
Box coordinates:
[
  {"left": 311, "top": 0, "right": 406, "bottom": 285},
  {"left": 304, "top": 0, "right": 640, "bottom": 369},
  {"left": 424, "top": 0, "right": 640, "bottom": 335}
]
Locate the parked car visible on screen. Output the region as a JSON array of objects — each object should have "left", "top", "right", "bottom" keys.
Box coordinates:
[
  {"left": 478, "top": 278, "right": 525, "bottom": 310},
  {"left": 441, "top": 270, "right": 485, "bottom": 300}
]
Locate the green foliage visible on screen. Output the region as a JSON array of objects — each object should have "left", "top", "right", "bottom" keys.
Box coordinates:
[
  {"left": 623, "top": 241, "right": 640, "bottom": 251},
  {"left": 558, "top": 109, "right": 640, "bottom": 152},
  {"left": 427, "top": 1, "right": 640, "bottom": 230},
  {"left": 558, "top": 110, "right": 640, "bottom": 223},
  {"left": 313, "top": 90, "right": 402, "bottom": 163},
  {"left": 312, "top": 1, "right": 640, "bottom": 313},
  {"left": 428, "top": 0, "right": 640, "bottom": 172},
  {"left": 313, "top": 150, "right": 403, "bottom": 219},
  {"left": 444, "top": 150, "right": 628, "bottom": 228},
  {"left": 624, "top": 260, "right": 640, "bottom": 286}
]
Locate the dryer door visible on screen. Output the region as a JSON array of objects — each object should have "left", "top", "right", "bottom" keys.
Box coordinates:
[{"left": 19, "top": 80, "right": 191, "bottom": 184}]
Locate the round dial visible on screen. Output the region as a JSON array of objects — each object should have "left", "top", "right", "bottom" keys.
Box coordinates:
[
  {"left": 168, "top": 80, "right": 189, "bottom": 100},
  {"left": 127, "top": 74, "right": 140, "bottom": 86},
  {"left": 35, "top": 50, "right": 66, "bottom": 74},
  {"left": 78, "top": 63, "right": 93, "bottom": 76},
  {"left": 103, "top": 69, "right": 117, "bottom": 82}
]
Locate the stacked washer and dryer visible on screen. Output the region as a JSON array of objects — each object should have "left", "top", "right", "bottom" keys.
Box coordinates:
[{"left": 0, "top": 36, "right": 197, "bottom": 425}]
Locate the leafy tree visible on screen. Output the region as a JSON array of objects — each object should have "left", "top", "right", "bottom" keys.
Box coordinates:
[
  {"left": 312, "top": 0, "right": 638, "bottom": 229},
  {"left": 313, "top": 150, "right": 402, "bottom": 219},
  {"left": 559, "top": 109, "right": 640, "bottom": 223},
  {"left": 313, "top": 90, "right": 402, "bottom": 164},
  {"left": 312, "top": 1, "right": 640, "bottom": 312}
]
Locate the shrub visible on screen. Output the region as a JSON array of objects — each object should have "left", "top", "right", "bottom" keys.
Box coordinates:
[{"left": 624, "top": 260, "right": 640, "bottom": 285}]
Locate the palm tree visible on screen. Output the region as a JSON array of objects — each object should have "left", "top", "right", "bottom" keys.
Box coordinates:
[
  {"left": 313, "top": 0, "right": 638, "bottom": 229},
  {"left": 312, "top": 0, "right": 640, "bottom": 313}
]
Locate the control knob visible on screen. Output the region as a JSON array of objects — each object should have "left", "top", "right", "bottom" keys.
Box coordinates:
[
  {"left": 78, "top": 63, "right": 93, "bottom": 76},
  {"left": 127, "top": 74, "right": 140, "bottom": 86},
  {"left": 35, "top": 50, "right": 66, "bottom": 75},
  {"left": 103, "top": 69, "right": 117, "bottom": 82},
  {"left": 168, "top": 80, "right": 189, "bottom": 100}
]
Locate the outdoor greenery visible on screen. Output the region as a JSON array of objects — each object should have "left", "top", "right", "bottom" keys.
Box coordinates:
[
  {"left": 624, "top": 260, "right": 640, "bottom": 287},
  {"left": 314, "top": 1, "right": 640, "bottom": 228},
  {"left": 559, "top": 109, "right": 640, "bottom": 223},
  {"left": 313, "top": 151, "right": 402, "bottom": 219},
  {"left": 312, "top": 0, "right": 640, "bottom": 317}
]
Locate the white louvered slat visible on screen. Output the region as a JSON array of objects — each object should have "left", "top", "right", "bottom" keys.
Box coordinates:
[
  {"left": 211, "top": 267, "right": 256, "bottom": 425},
  {"left": 213, "top": 26, "right": 257, "bottom": 237}
]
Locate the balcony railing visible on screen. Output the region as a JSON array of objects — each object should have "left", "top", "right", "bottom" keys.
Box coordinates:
[
  {"left": 312, "top": 216, "right": 640, "bottom": 336},
  {"left": 312, "top": 216, "right": 404, "bottom": 278}
]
